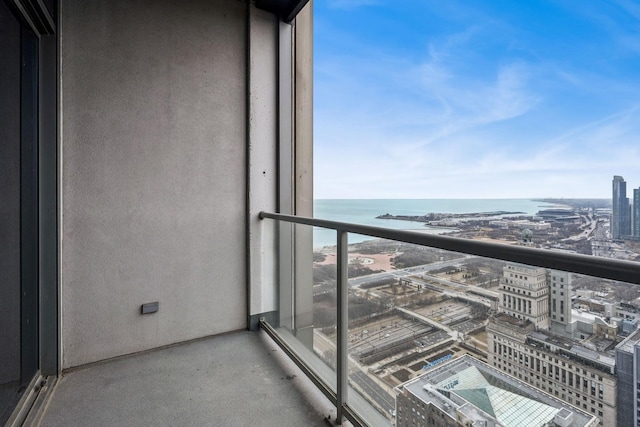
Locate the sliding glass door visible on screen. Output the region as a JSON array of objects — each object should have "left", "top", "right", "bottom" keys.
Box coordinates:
[{"left": 0, "top": 0, "right": 56, "bottom": 422}]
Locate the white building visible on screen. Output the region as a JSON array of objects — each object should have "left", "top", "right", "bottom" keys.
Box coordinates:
[{"left": 499, "top": 264, "right": 550, "bottom": 329}]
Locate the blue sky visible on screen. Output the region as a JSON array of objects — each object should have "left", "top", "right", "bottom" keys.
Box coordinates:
[{"left": 313, "top": 0, "right": 640, "bottom": 199}]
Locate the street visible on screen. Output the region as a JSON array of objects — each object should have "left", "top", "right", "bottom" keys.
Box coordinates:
[{"left": 350, "top": 370, "right": 395, "bottom": 415}]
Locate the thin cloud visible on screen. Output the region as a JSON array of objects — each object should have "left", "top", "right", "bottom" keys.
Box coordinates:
[
  {"left": 567, "top": 0, "right": 640, "bottom": 55},
  {"left": 314, "top": 1, "right": 640, "bottom": 198},
  {"left": 544, "top": 105, "right": 640, "bottom": 148}
]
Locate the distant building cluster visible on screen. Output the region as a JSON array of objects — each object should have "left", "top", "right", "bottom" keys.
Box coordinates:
[
  {"left": 389, "top": 181, "right": 640, "bottom": 426},
  {"left": 391, "top": 260, "right": 640, "bottom": 426},
  {"left": 611, "top": 175, "right": 640, "bottom": 239},
  {"left": 488, "top": 219, "right": 551, "bottom": 231},
  {"left": 481, "top": 262, "right": 640, "bottom": 427}
]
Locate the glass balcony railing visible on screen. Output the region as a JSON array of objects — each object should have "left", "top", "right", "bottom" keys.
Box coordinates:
[{"left": 259, "top": 211, "right": 640, "bottom": 427}]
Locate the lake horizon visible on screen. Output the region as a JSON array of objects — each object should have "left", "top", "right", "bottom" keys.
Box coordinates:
[{"left": 312, "top": 198, "right": 568, "bottom": 249}]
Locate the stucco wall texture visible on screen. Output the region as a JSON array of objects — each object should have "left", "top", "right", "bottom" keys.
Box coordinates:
[{"left": 61, "top": 0, "right": 250, "bottom": 368}]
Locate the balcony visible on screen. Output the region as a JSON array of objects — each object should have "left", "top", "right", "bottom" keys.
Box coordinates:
[
  {"left": 16, "top": 212, "right": 640, "bottom": 427},
  {"left": 4, "top": 1, "right": 640, "bottom": 426},
  {"left": 36, "top": 331, "right": 335, "bottom": 427}
]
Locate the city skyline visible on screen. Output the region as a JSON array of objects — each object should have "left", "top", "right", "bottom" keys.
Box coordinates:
[
  {"left": 611, "top": 174, "right": 640, "bottom": 239},
  {"left": 314, "top": 1, "right": 640, "bottom": 199}
]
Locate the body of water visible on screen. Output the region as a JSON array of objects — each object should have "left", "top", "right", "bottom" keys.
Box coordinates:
[{"left": 312, "top": 199, "right": 548, "bottom": 248}]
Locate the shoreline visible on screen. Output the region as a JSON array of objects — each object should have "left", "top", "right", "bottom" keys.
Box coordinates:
[
  {"left": 313, "top": 227, "right": 458, "bottom": 252},
  {"left": 376, "top": 211, "right": 526, "bottom": 223}
]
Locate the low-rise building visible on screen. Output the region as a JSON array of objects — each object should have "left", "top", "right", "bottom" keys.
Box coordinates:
[
  {"left": 395, "top": 355, "right": 598, "bottom": 427},
  {"left": 487, "top": 318, "right": 616, "bottom": 426},
  {"left": 488, "top": 263, "right": 619, "bottom": 426},
  {"left": 613, "top": 302, "right": 640, "bottom": 323}
]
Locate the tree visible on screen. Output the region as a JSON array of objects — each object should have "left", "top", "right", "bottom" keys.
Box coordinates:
[
  {"left": 313, "top": 252, "right": 326, "bottom": 262},
  {"left": 614, "top": 286, "right": 639, "bottom": 303}
]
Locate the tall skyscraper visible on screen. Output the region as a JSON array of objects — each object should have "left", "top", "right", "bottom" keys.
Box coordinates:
[
  {"left": 612, "top": 175, "right": 631, "bottom": 239},
  {"left": 634, "top": 188, "right": 640, "bottom": 237}
]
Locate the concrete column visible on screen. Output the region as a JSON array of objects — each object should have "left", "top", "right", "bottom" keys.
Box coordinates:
[
  {"left": 292, "top": 0, "right": 314, "bottom": 347},
  {"left": 248, "top": 4, "right": 278, "bottom": 326}
]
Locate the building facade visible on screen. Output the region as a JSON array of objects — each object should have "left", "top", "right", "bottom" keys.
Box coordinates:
[
  {"left": 634, "top": 188, "right": 640, "bottom": 238},
  {"left": 500, "top": 264, "right": 550, "bottom": 329},
  {"left": 488, "top": 264, "right": 618, "bottom": 426},
  {"left": 487, "top": 320, "right": 616, "bottom": 425},
  {"left": 614, "top": 330, "right": 640, "bottom": 427},
  {"left": 550, "top": 270, "right": 573, "bottom": 333},
  {"left": 612, "top": 175, "right": 631, "bottom": 239}
]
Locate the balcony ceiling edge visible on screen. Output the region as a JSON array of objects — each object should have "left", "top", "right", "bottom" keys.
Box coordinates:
[{"left": 255, "top": 0, "right": 310, "bottom": 23}]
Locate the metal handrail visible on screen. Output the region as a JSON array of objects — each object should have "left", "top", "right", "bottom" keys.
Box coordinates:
[
  {"left": 259, "top": 210, "right": 640, "bottom": 426},
  {"left": 259, "top": 211, "right": 640, "bottom": 285}
]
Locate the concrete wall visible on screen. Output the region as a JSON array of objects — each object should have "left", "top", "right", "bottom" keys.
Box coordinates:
[{"left": 60, "top": 0, "right": 259, "bottom": 368}]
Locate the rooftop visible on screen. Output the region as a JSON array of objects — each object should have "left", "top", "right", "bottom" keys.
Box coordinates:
[
  {"left": 615, "top": 328, "right": 640, "bottom": 354},
  {"left": 398, "top": 355, "right": 596, "bottom": 427},
  {"left": 529, "top": 330, "right": 575, "bottom": 350},
  {"left": 528, "top": 330, "right": 616, "bottom": 370},
  {"left": 490, "top": 313, "right": 535, "bottom": 332}
]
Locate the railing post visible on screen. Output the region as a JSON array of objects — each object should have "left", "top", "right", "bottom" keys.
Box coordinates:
[{"left": 336, "top": 230, "right": 348, "bottom": 424}]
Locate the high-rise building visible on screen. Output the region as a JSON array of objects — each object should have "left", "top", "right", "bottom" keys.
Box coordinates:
[
  {"left": 612, "top": 175, "right": 631, "bottom": 239},
  {"left": 549, "top": 270, "right": 573, "bottom": 334},
  {"left": 614, "top": 330, "right": 640, "bottom": 427},
  {"left": 633, "top": 188, "right": 640, "bottom": 237}
]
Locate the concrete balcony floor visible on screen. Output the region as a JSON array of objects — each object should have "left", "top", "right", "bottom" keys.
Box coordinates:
[{"left": 39, "top": 330, "right": 334, "bottom": 426}]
